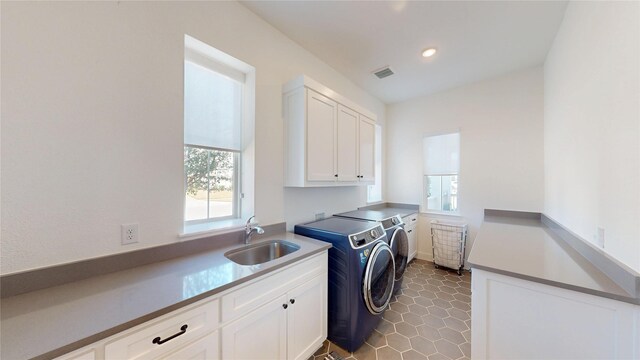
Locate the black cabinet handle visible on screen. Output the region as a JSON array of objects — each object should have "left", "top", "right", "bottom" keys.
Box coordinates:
[
  {"left": 334, "top": 174, "right": 338, "bottom": 177},
  {"left": 412, "top": 218, "right": 416, "bottom": 221},
  {"left": 290, "top": 299, "right": 295, "bottom": 304},
  {"left": 152, "top": 324, "right": 188, "bottom": 345},
  {"left": 282, "top": 303, "right": 288, "bottom": 309},
  {"left": 408, "top": 230, "right": 412, "bottom": 233}
]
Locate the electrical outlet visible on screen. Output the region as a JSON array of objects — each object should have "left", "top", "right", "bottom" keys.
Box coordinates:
[
  {"left": 315, "top": 212, "right": 325, "bottom": 220},
  {"left": 121, "top": 223, "right": 139, "bottom": 245}
]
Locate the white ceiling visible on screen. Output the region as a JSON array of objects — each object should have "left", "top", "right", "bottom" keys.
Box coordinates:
[{"left": 241, "top": 1, "right": 568, "bottom": 104}]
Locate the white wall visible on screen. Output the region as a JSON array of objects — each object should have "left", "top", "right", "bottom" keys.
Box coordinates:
[
  {"left": 0, "top": 1, "right": 385, "bottom": 274},
  {"left": 544, "top": 1, "right": 640, "bottom": 272},
  {"left": 386, "top": 67, "right": 544, "bottom": 264}
]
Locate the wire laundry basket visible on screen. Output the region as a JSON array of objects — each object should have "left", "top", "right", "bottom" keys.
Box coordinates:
[{"left": 430, "top": 220, "right": 467, "bottom": 275}]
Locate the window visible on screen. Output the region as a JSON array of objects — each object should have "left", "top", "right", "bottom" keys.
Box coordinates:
[
  {"left": 423, "top": 132, "right": 460, "bottom": 213},
  {"left": 367, "top": 124, "right": 383, "bottom": 203},
  {"left": 183, "top": 35, "right": 255, "bottom": 227}
]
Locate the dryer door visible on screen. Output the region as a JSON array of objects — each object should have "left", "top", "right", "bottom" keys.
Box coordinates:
[
  {"left": 389, "top": 228, "right": 409, "bottom": 281},
  {"left": 363, "top": 242, "right": 395, "bottom": 314}
]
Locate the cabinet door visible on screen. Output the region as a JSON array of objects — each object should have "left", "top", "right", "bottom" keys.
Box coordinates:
[
  {"left": 336, "top": 105, "right": 358, "bottom": 182},
  {"left": 306, "top": 89, "right": 337, "bottom": 182},
  {"left": 472, "top": 269, "right": 639, "bottom": 360},
  {"left": 406, "top": 224, "right": 417, "bottom": 262},
  {"left": 160, "top": 331, "right": 219, "bottom": 360},
  {"left": 358, "top": 116, "right": 375, "bottom": 182},
  {"left": 287, "top": 275, "right": 327, "bottom": 360},
  {"left": 403, "top": 214, "right": 418, "bottom": 261},
  {"left": 221, "top": 295, "right": 288, "bottom": 360}
]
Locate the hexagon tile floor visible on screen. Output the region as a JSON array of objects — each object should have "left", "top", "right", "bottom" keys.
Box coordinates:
[{"left": 309, "top": 259, "right": 472, "bottom": 360}]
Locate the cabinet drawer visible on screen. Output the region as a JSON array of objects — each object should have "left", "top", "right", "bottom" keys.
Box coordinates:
[
  {"left": 403, "top": 214, "right": 418, "bottom": 226},
  {"left": 104, "top": 298, "right": 219, "bottom": 360},
  {"left": 221, "top": 252, "right": 327, "bottom": 323},
  {"left": 159, "top": 331, "right": 219, "bottom": 360}
]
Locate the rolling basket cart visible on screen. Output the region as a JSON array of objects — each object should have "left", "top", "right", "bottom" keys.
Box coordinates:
[{"left": 430, "top": 220, "right": 467, "bottom": 275}]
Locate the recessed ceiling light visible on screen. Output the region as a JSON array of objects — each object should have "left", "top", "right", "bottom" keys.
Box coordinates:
[{"left": 422, "top": 48, "right": 437, "bottom": 58}]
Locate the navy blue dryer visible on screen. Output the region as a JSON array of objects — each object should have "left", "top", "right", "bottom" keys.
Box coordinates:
[
  {"left": 335, "top": 211, "right": 409, "bottom": 294},
  {"left": 294, "top": 217, "right": 395, "bottom": 352}
]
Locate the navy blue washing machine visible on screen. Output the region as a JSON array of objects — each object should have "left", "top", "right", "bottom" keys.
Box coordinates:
[
  {"left": 334, "top": 210, "right": 409, "bottom": 294},
  {"left": 294, "top": 217, "right": 396, "bottom": 352}
]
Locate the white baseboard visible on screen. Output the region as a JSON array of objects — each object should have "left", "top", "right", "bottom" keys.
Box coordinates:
[{"left": 416, "top": 251, "right": 433, "bottom": 262}]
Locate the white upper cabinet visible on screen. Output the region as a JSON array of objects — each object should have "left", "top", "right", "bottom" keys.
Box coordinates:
[
  {"left": 284, "top": 75, "right": 377, "bottom": 187},
  {"left": 358, "top": 115, "right": 375, "bottom": 182},
  {"left": 306, "top": 90, "right": 338, "bottom": 181},
  {"left": 336, "top": 105, "right": 359, "bottom": 182}
]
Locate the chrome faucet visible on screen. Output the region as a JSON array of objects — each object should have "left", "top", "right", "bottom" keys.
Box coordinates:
[{"left": 245, "top": 215, "right": 264, "bottom": 245}]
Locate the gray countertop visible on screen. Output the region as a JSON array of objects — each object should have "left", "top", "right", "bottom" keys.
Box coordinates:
[
  {"left": 467, "top": 216, "right": 637, "bottom": 304},
  {"left": 374, "top": 208, "right": 418, "bottom": 218},
  {"left": 356, "top": 203, "right": 419, "bottom": 219},
  {"left": 0, "top": 233, "right": 331, "bottom": 360}
]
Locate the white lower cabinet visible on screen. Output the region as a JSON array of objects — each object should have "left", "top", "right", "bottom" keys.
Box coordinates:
[
  {"left": 159, "top": 331, "right": 219, "bottom": 360},
  {"left": 104, "top": 298, "right": 219, "bottom": 360},
  {"left": 55, "top": 251, "right": 328, "bottom": 360},
  {"left": 472, "top": 268, "right": 640, "bottom": 360},
  {"left": 222, "top": 272, "right": 327, "bottom": 360},
  {"left": 287, "top": 275, "right": 327, "bottom": 360},
  {"left": 402, "top": 214, "right": 418, "bottom": 262},
  {"left": 222, "top": 295, "right": 288, "bottom": 359}
]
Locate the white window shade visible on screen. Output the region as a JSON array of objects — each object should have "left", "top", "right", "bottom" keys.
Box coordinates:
[
  {"left": 184, "top": 60, "right": 242, "bottom": 152},
  {"left": 423, "top": 132, "right": 460, "bottom": 175}
]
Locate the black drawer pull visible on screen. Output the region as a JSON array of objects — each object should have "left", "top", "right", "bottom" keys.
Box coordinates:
[
  {"left": 152, "top": 324, "right": 188, "bottom": 345},
  {"left": 283, "top": 303, "right": 288, "bottom": 309},
  {"left": 408, "top": 230, "right": 412, "bottom": 233},
  {"left": 290, "top": 299, "right": 295, "bottom": 304},
  {"left": 334, "top": 174, "right": 338, "bottom": 177},
  {"left": 412, "top": 218, "right": 416, "bottom": 221}
]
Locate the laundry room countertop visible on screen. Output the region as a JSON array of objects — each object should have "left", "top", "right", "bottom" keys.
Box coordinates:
[
  {"left": 0, "top": 233, "right": 331, "bottom": 360},
  {"left": 358, "top": 202, "right": 419, "bottom": 218},
  {"left": 467, "top": 212, "right": 639, "bottom": 305}
]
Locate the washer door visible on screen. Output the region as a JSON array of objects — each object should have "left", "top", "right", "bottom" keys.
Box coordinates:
[
  {"left": 389, "top": 228, "right": 409, "bottom": 281},
  {"left": 363, "top": 242, "right": 395, "bottom": 314}
]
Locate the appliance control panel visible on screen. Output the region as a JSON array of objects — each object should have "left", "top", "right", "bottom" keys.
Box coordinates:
[
  {"left": 349, "top": 224, "right": 386, "bottom": 248},
  {"left": 380, "top": 215, "right": 404, "bottom": 230}
]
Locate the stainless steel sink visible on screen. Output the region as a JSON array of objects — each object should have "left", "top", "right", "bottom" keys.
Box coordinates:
[{"left": 225, "top": 240, "right": 301, "bottom": 265}]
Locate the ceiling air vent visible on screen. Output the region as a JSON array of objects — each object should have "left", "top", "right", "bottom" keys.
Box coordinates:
[{"left": 372, "top": 66, "right": 394, "bottom": 79}]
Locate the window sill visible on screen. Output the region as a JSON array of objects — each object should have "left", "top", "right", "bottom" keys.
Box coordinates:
[
  {"left": 179, "top": 219, "right": 245, "bottom": 241},
  {"left": 421, "top": 210, "right": 463, "bottom": 218}
]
